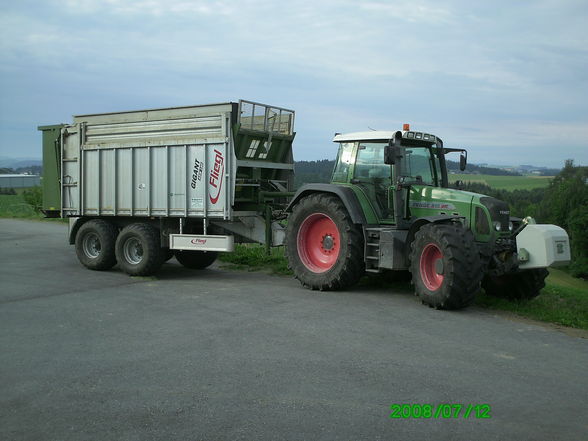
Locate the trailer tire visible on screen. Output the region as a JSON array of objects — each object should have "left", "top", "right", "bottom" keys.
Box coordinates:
[
  {"left": 75, "top": 219, "right": 117, "bottom": 270},
  {"left": 286, "top": 193, "right": 364, "bottom": 291},
  {"left": 410, "top": 223, "right": 482, "bottom": 309},
  {"left": 174, "top": 251, "right": 218, "bottom": 269},
  {"left": 115, "top": 223, "right": 163, "bottom": 276},
  {"left": 482, "top": 268, "right": 548, "bottom": 300}
]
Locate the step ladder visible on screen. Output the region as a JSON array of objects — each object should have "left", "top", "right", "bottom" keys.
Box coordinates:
[{"left": 364, "top": 227, "right": 383, "bottom": 273}]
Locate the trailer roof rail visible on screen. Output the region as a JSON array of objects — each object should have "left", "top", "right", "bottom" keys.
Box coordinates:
[{"left": 238, "top": 100, "right": 295, "bottom": 136}]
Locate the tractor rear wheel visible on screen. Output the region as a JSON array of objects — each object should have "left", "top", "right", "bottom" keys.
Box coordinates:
[
  {"left": 174, "top": 250, "right": 218, "bottom": 269},
  {"left": 410, "top": 223, "right": 482, "bottom": 309},
  {"left": 482, "top": 268, "right": 548, "bottom": 300},
  {"left": 285, "top": 193, "right": 364, "bottom": 290}
]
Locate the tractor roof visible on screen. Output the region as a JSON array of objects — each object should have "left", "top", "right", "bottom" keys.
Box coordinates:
[{"left": 333, "top": 130, "right": 438, "bottom": 143}]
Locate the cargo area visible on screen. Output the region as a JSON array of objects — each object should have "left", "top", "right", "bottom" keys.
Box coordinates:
[{"left": 39, "top": 100, "right": 295, "bottom": 221}]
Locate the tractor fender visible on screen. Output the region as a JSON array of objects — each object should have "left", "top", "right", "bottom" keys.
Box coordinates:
[
  {"left": 286, "top": 184, "right": 367, "bottom": 225},
  {"left": 406, "top": 214, "right": 464, "bottom": 251}
]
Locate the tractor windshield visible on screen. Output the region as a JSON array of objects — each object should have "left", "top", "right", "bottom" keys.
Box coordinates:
[{"left": 398, "top": 146, "right": 439, "bottom": 186}]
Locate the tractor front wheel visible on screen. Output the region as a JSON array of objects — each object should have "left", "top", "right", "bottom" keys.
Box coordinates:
[
  {"left": 410, "top": 223, "right": 482, "bottom": 309},
  {"left": 482, "top": 269, "right": 548, "bottom": 300},
  {"left": 285, "top": 194, "right": 364, "bottom": 290}
]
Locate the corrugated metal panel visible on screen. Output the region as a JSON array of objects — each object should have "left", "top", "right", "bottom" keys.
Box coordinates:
[
  {"left": 84, "top": 115, "right": 225, "bottom": 148},
  {"left": 80, "top": 143, "right": 232, "bottom": 219}
]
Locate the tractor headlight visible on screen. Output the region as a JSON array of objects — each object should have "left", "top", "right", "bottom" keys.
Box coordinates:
[
  {"left": 508, "top": 221, "right": 514, "bottom": 232},
  {"left": 493, "top": 221, "right": 502, "bottom": 231}
]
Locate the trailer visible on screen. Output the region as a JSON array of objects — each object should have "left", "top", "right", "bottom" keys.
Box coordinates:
[{"left": 39, "top": 100, "right": 295, "bottom": 275}]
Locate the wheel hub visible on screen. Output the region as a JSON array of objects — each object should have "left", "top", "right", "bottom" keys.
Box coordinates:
[
  {"left": 296, "top": 213, "right": 341, "bottom": 273},
  {"left": 123, "top": 237, "right": 144, "bottom": 265},
  {"left": 82, "top": 233, "right": 101, "bottom": 259},
  {"left": 321, "top": 234, "right": 335, "bottom": 252},
  {"left": 419, "top": 243, "right": 444, "bottom": 291}
]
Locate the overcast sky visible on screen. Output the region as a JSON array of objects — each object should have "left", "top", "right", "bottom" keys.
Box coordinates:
[{"left": 1, "top": 0, "right": 587, "bottom": 167}]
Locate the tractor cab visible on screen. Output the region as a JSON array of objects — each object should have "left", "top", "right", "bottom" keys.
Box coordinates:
[{"left": 332, "top": 126, "right": 467, "bottom": 227}]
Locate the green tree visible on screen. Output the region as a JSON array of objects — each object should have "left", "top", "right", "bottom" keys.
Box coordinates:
[{"left": 540, "top": 160, "right": 588, "bottom": 278}]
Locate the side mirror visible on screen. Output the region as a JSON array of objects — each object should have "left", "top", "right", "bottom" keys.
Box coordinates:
[
  {"left": 459, "top": 152, "right": 467, "bottom": 171},
  {"left": 384, "top": 145, "right": 396, "bottom": 165}
]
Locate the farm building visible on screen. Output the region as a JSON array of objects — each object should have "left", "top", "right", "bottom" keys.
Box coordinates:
[{"left": 0, "top": 174, "right": 41, "bottom": 188}]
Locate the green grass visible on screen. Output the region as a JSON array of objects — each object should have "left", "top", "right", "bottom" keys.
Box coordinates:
[
  {"left": 475, "top": 269, "right": 588, "bottom": 329},
  {"left": 451, "top": 174, "right": 553, "bottom": 190},
  {"left": 218, "top": 243, "right": 292, "bottom": 275},
  {"left": 0, "top": 193, "right": 42, "bottom": 218}
]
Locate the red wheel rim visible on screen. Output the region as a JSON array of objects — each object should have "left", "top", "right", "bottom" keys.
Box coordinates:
[
  {"left": 419, "top": 243, "right": 444, "bottom": 291},
  {"left": 296, "top": 213, "right": 341, "bottom": 273}
]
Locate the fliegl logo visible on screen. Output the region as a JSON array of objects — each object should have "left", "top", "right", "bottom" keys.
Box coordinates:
[
  {"left": 209, "top": 148, "right": 224, "bottom": 204},
  {"left": 191, "top": 238, "right": 207, "bottom": 245}
]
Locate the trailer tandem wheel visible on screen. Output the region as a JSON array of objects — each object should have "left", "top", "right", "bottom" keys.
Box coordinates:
[
  {"left": 115, "top": 223, "right": 163, "bottom": 276},
  {"left": 174, "top": 251, "right": 218, "bottom": 269},
  {"left": 74, "top": 219, "right": 117, "bottom": 271}
]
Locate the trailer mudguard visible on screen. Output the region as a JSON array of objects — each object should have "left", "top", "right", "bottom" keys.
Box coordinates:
[{"left": 286, "top": 184, "right": 367, "bottom": 225}]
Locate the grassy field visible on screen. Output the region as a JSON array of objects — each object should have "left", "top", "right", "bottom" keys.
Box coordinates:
[
  {"left": 450, "top": 174, "right": 553, "bottom": 190},
  {"left": 0, "top": 193, "right": 41, "bottom": 218},
  {"left": 220, "top": 244, "right": 587, "bottom": 330}
]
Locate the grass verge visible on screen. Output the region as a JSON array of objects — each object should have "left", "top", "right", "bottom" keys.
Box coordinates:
[
  {"left": 475, "top": 268, "right": 588, "bottom": 329},
  {"left": 218, "top": 243, "right": 292, "bottom": 275},
  {"left": 0, "top": 193, "right": 43, "bottom": 218},
  {"left": 220, "top": 244, "right": 587, "bottom": 330}
]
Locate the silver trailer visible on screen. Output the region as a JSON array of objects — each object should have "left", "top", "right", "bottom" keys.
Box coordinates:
[{"left": 39, "top": 100, "right": 296, "bottom": 275}]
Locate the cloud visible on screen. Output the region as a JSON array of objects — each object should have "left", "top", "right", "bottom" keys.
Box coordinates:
[{"left": 0, "top": 0, "right": 587, "bottom": 167}]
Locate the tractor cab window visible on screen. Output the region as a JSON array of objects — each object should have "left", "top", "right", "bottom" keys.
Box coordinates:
[
  {"left": 398, "top": 147, "right": 435, "bottom": 185},
  {"left": 332, "top": 142, "right": 355, "bottom": 182},
  {"left": 354, "top": 142, "right": 390, "bottom": 181}
]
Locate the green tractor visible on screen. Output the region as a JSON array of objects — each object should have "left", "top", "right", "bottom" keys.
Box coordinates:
[{"left": 285, "top": 126, "right": 571, "bottom": 309}]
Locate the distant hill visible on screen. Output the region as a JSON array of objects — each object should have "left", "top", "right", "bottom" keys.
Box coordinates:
[{"left": 0, "top": 157, "right": 42, "bottom": 169}]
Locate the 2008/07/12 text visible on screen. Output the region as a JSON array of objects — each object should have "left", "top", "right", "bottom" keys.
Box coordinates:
[{"left": 389, "top": 403, "right": 492, "bottom": 419}]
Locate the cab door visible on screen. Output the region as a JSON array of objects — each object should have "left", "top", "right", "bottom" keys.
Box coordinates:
[{"left": 353, "top": 142, "right": 394, "bottom": 222}]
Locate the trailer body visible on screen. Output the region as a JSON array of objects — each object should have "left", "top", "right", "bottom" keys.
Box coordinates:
[{"left": 39, "top": 100, "right": 295, "bottom": 254}]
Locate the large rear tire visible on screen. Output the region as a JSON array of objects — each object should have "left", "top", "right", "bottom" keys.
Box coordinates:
[
  {"left": 285, "top": 193, "right": 364, "bottom": 290},
  {"left": 115, "top": 223, "right": 163, "bottom": 276},
  {"left": 410, "top": 223, "right": 482, "bottom": 309},
  {"left": 75, "top": 219, "right": 117, "bottom": 270},
  {"left": 174, "top": 250, "right": 218, "bottom": 269},
  {"left": 482, "top": 268, "right": 548, "bottom": 300}
]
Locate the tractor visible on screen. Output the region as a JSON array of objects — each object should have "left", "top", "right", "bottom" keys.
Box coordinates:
[{"left": 285, "top": 125, "right": 570, "bottom": 309}]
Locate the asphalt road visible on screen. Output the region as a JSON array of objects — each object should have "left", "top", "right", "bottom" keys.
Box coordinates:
[{"left": 1, "top": 219, "right": 587, "bottom": 441}]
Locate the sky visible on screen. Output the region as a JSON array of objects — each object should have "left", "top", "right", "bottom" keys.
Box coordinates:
[{"left": 1, "top": 0, "right": 587, "bottom": 168}]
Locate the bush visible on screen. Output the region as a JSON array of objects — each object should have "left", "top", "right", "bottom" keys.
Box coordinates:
[{"left": 22, "top": 186, "right": 43, "bottom": 213}]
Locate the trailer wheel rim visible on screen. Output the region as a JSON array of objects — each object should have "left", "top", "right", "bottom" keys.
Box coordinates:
[
  {"left": 419, "top": 243, "right": 444, "bottom": 291},
  {"left": 82, "top": 232, "right": 101, "bottom": 259},
  {"left": 297, "top": 213, "right": 340, "bottom": 273},
  {"left": 123, "top": 237, "right": 144, "bottom": 265}
]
